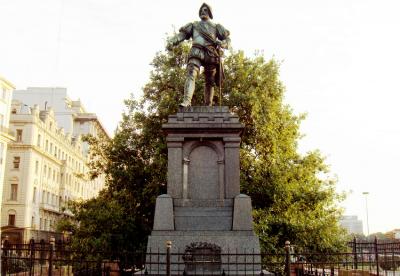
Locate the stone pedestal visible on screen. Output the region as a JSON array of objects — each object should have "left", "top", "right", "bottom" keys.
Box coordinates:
[{"left": 147, "top": 106, "right": 261, "bottom": 275}]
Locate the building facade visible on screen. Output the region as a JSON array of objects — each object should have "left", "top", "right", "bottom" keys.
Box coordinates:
[
  {"left": 1, "top": 87, "right": 109, "bottom": 243},
  {"left": 0, "top": 76, "right": 15, "bottom": 241},
  {"left": 340, "top": 215, "right": 364, "bottom": 235}
]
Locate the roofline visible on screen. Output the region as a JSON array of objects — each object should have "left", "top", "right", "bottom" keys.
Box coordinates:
[
  {"left": 0, "top": 76, "right": 16, "bottom": 89},
  {"left": 74, "top": 114, "right": 111, "bottom": 139}
]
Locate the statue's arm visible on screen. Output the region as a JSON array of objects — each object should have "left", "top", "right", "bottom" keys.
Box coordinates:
[
  {"left": 216, "top": 24, "right": 231, "bottom": 49},
  {"left": 167, "top": 23, "right": 193, "bottom": 49}
]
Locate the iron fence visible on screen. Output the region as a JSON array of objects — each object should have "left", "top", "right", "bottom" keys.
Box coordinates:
[
  {"left": 348, "top": 237, "right": 400, "bottom": 255},
  {"left": 1, "top": 240, "right": 400, "bottom": 276}
]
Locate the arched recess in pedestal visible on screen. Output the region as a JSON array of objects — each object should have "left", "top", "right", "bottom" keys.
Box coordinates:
[{"left": 187, "top": 142, "right": 223, "bottom": 200}]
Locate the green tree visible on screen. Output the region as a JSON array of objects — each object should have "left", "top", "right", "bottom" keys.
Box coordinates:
[{"left": 60, "top": 42, "right": 347, "bottom": 253}]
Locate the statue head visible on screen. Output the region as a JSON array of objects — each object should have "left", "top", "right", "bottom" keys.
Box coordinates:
[{"left": 199, "top": 3, "right": 213, "bottom": 20}]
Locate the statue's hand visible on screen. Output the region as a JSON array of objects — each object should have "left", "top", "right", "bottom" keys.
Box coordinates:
[
  {"left": 166, "top": 38, "right": 176, "bottom": 51},
  {"left": 216, "top": 40, "right": 228, "bottom": 49},
  {"left": 166, "top": 42, "right": 173, "bottom": 51}
]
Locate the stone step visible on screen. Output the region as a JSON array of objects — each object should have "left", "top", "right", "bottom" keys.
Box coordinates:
[
  {"left": 174, "top": 207, "right": 233, "bottom": 231},
  {"left": 173, "top": 199, "right": 233, "bottom": 207},
  {"left": 174, "top": 207, "right": 232, "bottom": 217}
]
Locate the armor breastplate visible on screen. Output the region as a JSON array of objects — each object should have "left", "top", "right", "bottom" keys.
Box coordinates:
[{"left": 192, "top": 21, "right": 217, "bottom": 47}]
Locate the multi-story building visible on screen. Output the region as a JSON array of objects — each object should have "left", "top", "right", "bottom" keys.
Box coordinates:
[
  {"left": 0, "top": 76, "right": 15, "bottom": 237},
  {"left": 340, "top": 215, "right": 364, "bottom": 235},
  {"left": 1, "top": 87, "right": 109, "bottom": 243}
]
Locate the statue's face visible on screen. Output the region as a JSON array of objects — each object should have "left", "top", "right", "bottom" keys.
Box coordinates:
[{"left": 200, "top": 6, "right": 210, "bottom": 20}]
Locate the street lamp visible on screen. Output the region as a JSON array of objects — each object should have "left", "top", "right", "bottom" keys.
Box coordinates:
[{"left": 362, "top": 192, "right": 370, "bottom": 236}]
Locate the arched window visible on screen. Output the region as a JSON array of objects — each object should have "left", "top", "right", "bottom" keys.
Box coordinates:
[{"left": 7, "top": 209, "right": 16, "bottom": 226}]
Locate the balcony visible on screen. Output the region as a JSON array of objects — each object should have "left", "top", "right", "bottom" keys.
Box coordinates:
[
  {"left": 39, "top": 203, "right": 61, "bottom": 214},
  {"left": 0, "top": 125, "right": 14, "bottom": 137}
]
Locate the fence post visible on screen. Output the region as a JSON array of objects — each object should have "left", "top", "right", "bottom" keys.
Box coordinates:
[
  {"left": 166, "top": 240, "right": 172, "bottom": 276},
  {"left": 29, "top": 238, "right": 35, "bottom": 276},
  {"left": 374, "top": 236, "right": 379, "bottom": 276},
  {"left": 40, "top": 239, "right": 45, "bottom": 265},
  {"left": 48, "top": 236, "right": 55, "bottom": 276},
  {"left": 1, "top": 238, "right": 10, "bottom": 276},
  {"left": 285, "top": 241, "right": 291, "bottom": 276},
  {"left": 353, "top": 236, "right": 358, "bottom": 269}
]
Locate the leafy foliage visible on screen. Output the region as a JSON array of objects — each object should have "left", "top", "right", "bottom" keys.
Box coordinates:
[{"left": 59, "top": 41, "right": 347, "bottom": 254}]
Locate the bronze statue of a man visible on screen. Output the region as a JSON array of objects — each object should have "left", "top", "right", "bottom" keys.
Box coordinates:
[{"left": 167, "top": 3, "right": 231, "bottom": 107}]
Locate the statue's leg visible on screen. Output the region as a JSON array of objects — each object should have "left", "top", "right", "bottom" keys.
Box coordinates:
[
  {"left": 204, "top": 64, "right": 217, "bottom": 106},
  {"left": 180, "top": 62, "right": 200, "bottom": 107}
]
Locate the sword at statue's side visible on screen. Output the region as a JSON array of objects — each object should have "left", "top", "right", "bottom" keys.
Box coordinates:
[{"left": 218, "top": 45, "right": 222, "bottom": 107}]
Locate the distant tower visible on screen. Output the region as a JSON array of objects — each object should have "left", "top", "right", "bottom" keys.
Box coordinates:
[{"left": 340, "top": 215, "right": 364, "bottom": 235}]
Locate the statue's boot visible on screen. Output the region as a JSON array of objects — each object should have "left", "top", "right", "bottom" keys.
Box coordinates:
[
  {"left": 179, "top": 65, "right": 199, "bottom": 107},
  {"left": 204, "top": 84, "right": 214, "bottom": 106}
]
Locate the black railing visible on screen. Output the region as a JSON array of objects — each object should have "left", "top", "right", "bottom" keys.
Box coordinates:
[
  {"left": 348, "top": 237, "right": 400, "bottom": 254},
  {"left": 2, "top": 240, "right": 400, "bottom": 275}
]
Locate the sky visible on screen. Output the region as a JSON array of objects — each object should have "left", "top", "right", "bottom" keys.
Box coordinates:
[{"left": 1, "top": 0, "right": 400, "bottom": 234}]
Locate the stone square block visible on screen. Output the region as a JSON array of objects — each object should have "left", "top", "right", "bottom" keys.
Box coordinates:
[
  {"left": 153, "top": 194, "right": 174, "bottom": 231},
  {"left": 232, "top": 194, "right": 254, "bottom": 231}
]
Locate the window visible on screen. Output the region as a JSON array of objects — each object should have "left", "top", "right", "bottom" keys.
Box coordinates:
[
  {"left": 0, "top": 143, "right": 3, "bottom": 166},
  {"left": 50, "top": 143, "right": 53, "bottom": 154},
  {"left": 40, "top": 218, "right": 43, "bottom": 230},
  {"left": 47, "top": 192, "right": 50, "bottom": 203},
  {"left": 48, "top": 167, "right": 51, "bottom": 178},
  {"left": 45, "top": 140, "right": 48, "bottom": 151},
  {"left": 33, "top": 187, "right": 37, "bottom": 203},
  {"left": 0, "top": 114, "right": 4, "bottom": 127},
  {"left": 11, "top": 108, "right": 17, "bottom": 114},
  {"left": 16, "top": 129, "right": 23, "bottom": 142},
  {"left": 10, "top": 184, "right": 18, "bottom": 200},
  {"left": 35, "top": 161, "right": 39, "bottom": 174},
  {"left": 2, "top": 88, "right": 7, "bottom": 99},
  {"left": 42, "top": 190, "right": 45, "bottom": 203},
  {"left": 8, "top": 214, "right": 15, "bottom": 226},
  {"left": 37, "top": 134, "right": 41, "bottom": 147},
  {"left": 44, "top": 219, "right": 47, "bottom": 231},
  {"left": 31, "top": 216, "right": 35, "bottom": 228},
  {"left": 13, "top": 156, "right": 20, "bottom": 169}
]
